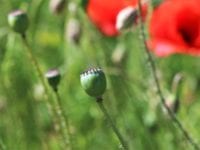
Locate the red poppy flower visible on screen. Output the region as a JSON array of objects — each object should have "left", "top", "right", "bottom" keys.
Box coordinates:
[
  {"left": 86, "top": 0, "right": 146, "bottom": 36},
  {"left": 149, "top": 0, "right": 200, "bottom": 57}
]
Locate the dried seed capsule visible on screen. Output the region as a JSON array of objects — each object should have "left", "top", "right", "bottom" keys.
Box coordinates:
[
  {"left": 116, "top": 6, "right": 137, "bottom": 31},
  {"left": 8, "top": 10, "right": 29, "bottom": 34},
  {"left": 45, "top": 69, "right": 61, "bottom": 91},
  {"left": 80, "top": 68, "right": 106, "bottom": 98}
]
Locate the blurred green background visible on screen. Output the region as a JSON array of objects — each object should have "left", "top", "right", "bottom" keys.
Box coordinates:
[{"left": 0, "top": 0, "right": 200, "bottom": 150}]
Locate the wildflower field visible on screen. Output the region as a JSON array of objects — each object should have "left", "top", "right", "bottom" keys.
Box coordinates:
[{"left": 1, "top": 0, "right": 200, "bottom": 150}]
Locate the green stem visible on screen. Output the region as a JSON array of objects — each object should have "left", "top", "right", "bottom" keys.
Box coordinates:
[
  {"left": 21, "top": 34, "right": 49, "bottom": 95},
  {"left": 21, "top": 34, "right": 68, "bottom": 149},
  {"left": 54, "top": 91, "right": 73, "bottom": 150},
  {"left": 97, "top": 99, "right": 128, "bottom": 150},
  {"left": 21, "top": 34, "right": 54, "bottom": 116},
  {"left": 137, "top": 1, "right": 200, "bottom": 149}
]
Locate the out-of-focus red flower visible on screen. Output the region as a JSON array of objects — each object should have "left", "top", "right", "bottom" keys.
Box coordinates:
[
  {"left": 86, "top": 0, "right": 147, "bottom": 36},
  {"left": 149, "top": 0, "right": 200, "bottom": 57}
]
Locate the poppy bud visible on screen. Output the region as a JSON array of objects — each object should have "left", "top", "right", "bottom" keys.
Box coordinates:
[
  {"left": 116, "top": 6, "right": 137, "bottom": 31},
  {"left": 8, "top": 10, "right": 29, "bottom": 34},
  {"left": 49, "top": 0, "right": 66, "bottom": 15},
  {"left": 45, "top": 69, "right": 61, "bottom": 91},
  {"left": 80, "top": 68, "right": 107, "bottom": 98},
  {"left": 65, "top": 18, "right": 82, "bottom": 44},
  {"left": 163, "top": 95, "right": 180, "bottom": 115}
]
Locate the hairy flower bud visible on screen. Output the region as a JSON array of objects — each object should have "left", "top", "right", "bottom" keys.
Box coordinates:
[
  {"left": 116, "top": 6, "right": 137, "bottom": 31},
  {"left": 8, "top": 10, "right": 29, "bottom": 34},
  {"left": 163, "top": 95, "right": 179, "bottom": 115},
  {"left": 45, "top": 69, "right": 61, "bottom": 91}
]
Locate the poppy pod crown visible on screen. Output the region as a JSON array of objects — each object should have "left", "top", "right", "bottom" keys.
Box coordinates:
[{"left": 80, "top": 68, "right": 107, "bottom": 98}]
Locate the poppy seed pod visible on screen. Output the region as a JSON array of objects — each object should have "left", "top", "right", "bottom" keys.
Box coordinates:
[
  {"left": 116, "top": 6, "right": 138, "bottom": 31},
  {"left": 80, "top": 68, "right": 106, "bottom": 98},
  {"left": 8, "top": 10, "right": 29, "bottom": 34},
  {"left": 45, "top": 69, "right": 61, "bottom": 91}
]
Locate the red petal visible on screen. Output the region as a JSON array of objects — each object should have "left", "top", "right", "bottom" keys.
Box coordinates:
[
  {"left": 149, "top": 0, "right": 200, "bottom": 56},
  {"left": 86, "top": 0, "right": 138, "bottom": 36}
]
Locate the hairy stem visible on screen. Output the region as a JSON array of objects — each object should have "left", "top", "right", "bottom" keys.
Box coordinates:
[
  {"left": 21, "top": 34, "right": 49, "bottom": 98},
  {"left": 21, "top": 34, "right": 56, "bottom": 119},
  {"left": 97, "top": 99, "right": 128, "bottom": 150},
  {"left": 54, "top": 91, "right": 73, "bottom": 150},
  {"left": 137, "top": 1, "right": 200, "bottom": 150},
  {"left": 21, "top": 34, "right": 70, "bottom": 149}
]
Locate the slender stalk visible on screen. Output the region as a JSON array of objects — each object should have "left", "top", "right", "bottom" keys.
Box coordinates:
[
  {"left": 137, "top": 1, "right": 200, "bottom": 150},
  {"left": 96, "top": 99, "right": 128, "bottom": 150},
  {"left": 54, "top": 90, "right": 72, "bottom": 150},
  {"left": 21, "top": 34, "right": 49, "bottom": 95},
  {"left": 21, "top": 33, "right": 54, "bottom": 116},
  {"left": 20, "top": 34, "right": 69, "bottom": 149}
]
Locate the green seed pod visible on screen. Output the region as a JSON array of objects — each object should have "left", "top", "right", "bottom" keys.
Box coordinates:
[
  {"left": 8, "top": 10, "right": 29, "bottom": 34},
  {"left": 80, "top": 68, "right": 107, "bottom": 98},
  {"left": 45, "top": 69, "right": 61, "bottom": 91}
]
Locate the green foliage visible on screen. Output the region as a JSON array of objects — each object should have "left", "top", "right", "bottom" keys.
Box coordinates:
[{"left": 79, "top": 0, "right": 88, "bottom": 10}]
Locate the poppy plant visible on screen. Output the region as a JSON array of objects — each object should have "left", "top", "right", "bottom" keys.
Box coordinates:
[
  {"left": 86, "top": 0, "right": 146, "bottom": 36},
  {"left": 149, "top": 0, "right": 200, "bottom": 57}
]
